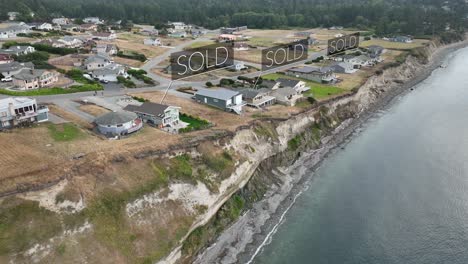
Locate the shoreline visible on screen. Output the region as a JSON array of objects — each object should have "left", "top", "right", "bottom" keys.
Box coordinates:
[{"left": 194, "top": 39, "right": 468, "bottom": 264}]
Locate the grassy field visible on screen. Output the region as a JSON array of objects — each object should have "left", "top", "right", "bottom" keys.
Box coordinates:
[
  {"left": 47, "top": 123, "right": 86, "bottom": 142},
  {"left": 361, "top": 39, "right": 429, "bottom": 50},
  {"left": 0, "top": 84, "right": 103, "bottom": 96},
  {"left": 262, "top": 73, "right": 346, "bottom": 100}
]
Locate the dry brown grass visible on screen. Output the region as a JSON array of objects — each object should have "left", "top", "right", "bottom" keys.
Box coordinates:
[
  {"left": 78, "top": 104, "right": 110, "bottom": 117},
  {"left": 48, "top": 104, "right": 93, "bottom": 129}
]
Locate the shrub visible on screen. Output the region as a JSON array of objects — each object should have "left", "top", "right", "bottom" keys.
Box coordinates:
[
  {"left": 364, "top": 36, "right": 371, "bottom": 41},
  {"left": 116, "top": 51, "right": 147, "bottom": 62},
  {"left": 205, "top": 81, "right": 213, "bottom": 87},
  {"left": 117, "top": 76, "right": 136, "bottom": 88}
]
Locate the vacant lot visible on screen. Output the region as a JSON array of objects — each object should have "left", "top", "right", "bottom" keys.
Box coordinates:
[
  {"left": 78, "top": 104, "right": 110, "bottom": 117},
  {"left": 361, "top": 39, "right": 429, "bottom": 50}
]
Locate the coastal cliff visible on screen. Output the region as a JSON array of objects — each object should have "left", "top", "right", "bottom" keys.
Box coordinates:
[{"left": 0, "top": 38, "right": 466, "bottom": 264}]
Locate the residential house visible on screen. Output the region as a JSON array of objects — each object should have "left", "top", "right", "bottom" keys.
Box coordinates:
[
  {"left": 390, "top": 36, "right": 413, "bottom": 43},
  {"left": 58, "top": 36, "right": 85, "bottom": 48},
  {"left": 38, "top": 23, "right": 54, "bottom": 31},
  {"left": 286, "top": 66, "right": 336, "bottom": 84},
  {"left": 124, "top": 102, "right": 180, "bottom": 127},
  {"left": 0, "top": 62, "right": 34, "bottom": 77},
  {"left": 194, "top": 88, "right": 245, "bottom": 114},
  {"left": 240, "top": 88, "right": 276, "bottom": 108},
  {"left": 0, "top": 24, "right": 31, "bottom": 39},
  {"left": 367, "top": 45, "right": 385, "bottom": 57},
  {"left": 91, "top": 32, "right": 117, "bottom": 40},
  {"left": 94, "top": 111, "right": 143, "bottom": 137},
  {"left": 36, "top": 39, "right": 65, "bottom": 48},
  {"left": 307, "top": 37, "right": 319, "bottom": 45},
  {"left": 52, "top": 17, "right": 70, "bottom": 25},
  {"left": 0, "top": 97, "right": 49, "bottom": 129},
  {"left": 233, "top": 42, "right": 249, "bottom": 51},
  {"left": 140, "top": 28, "right": 159, "bottom": 36},
  {"left": 276, "top": 78, "right": 310, "bottom": 93},
  {"left": 167, "top": 22, "right": 191, "bottom": 31},
  {"left": 270, "top": 87, "right": 302, "bottom": 106},
  {"left": 90, "top": 64, "right": 128, "bottom": 82},
  {"left": 12, "top": 69, "right": 58, "bottom": 90},
  {"left": 7, "top": 12, "right": 19, "bottom": 21},
  {"left": 232, "top": 61, "right": 246, "bottom": 71},
  {"left": 329, "top": 62, "right": 357, "bottom": 74},
  {"left": 0, "top": 54, "right": 14, "bottom": 64},
  {"left": 0, "top": 46, "right": 35, "bottom": 56},
  {"left": 144, "top": 38, "right": 162, "bottom": 46},
  {"left": 83, "top": 17, "right": 103, "bottom": 24},
  {"left": 84, "top": 54, "right": 112, "bottom": 70},
  {"left": 95, "top": 44, "right": 119, "bottom": 55},
  {"left": 61, "top": 24, "right": 78, "bottom": 32},
  {"left": 218, "top": 34, "right": 237, "bottom": 42},
  {"left": 79, "top": 23, "right": 98, "bottom": 32},
  {"left": 347, "top": 55, "right": 376, "bottom": 67}
]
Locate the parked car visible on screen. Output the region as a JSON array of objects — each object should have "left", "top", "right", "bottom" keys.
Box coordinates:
[
  {"left": 100, "top": 79, "right": 109, "bottom": 84},
  {"left": 1, "top": 76, "right": 12, "bottom": 82}
]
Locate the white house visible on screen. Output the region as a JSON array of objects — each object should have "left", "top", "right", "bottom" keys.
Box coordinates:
[
  {"left": 95, "top": 44, "right": 119, "bottom": 55},
  {"left": 52, "top": 17, "right": 70, "bottom": 25},
  {"left": 232, "top": 61, "right": 246, "bottom": 71},
  {"left": 38, "top": 23, "right": 54, "bottom": 31},
  {"left": 7, "top": 12, "right": 19, "bottom": 21},
  {"left": 0, "top": 24, "right": 31, "bottom": 39},
  {"left": 57, "top": 36, "right": 84, "bottom": 48},
  {"left": 83, "top": 17, "right": 103, "bottom": 24},
  {"left": 276, "top": 78, "right": 310, "bottom": 93},
  {"left": 144, "top": 38, "right": 162, "bottom": 46},
  {"left": 84, "top": 54, "right": 113, "bottom": 70},
  {"left": 0, "top": 46, "right": 36, "bottom": 56},
  {"left": 91, "top": 32, "right": 117, "bottom": 40},
  {"left": 91, "top": 64, "right": 128, "bottom": 82}
]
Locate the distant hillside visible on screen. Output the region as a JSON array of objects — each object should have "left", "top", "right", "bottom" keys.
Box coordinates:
[{"left": 0, "top": 0, "right": 466, "bottom": 35}]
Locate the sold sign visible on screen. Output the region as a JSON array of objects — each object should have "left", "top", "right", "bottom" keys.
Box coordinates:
[
  {"left": 327, "top": 32, "right": 360, "bottom": 56},
  {"left": 261, "top": 39, "right": 309, "bottom": 71}
]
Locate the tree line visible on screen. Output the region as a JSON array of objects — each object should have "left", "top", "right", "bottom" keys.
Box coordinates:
[{"left": 0, "top": 0, "right": 466, "bottom": 36}]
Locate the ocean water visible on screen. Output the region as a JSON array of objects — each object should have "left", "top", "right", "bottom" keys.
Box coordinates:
[{"left": 252, "top": 47, "right": 468, "bottom": 264}]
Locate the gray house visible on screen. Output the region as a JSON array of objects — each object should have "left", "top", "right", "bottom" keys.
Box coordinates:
[
  {"left": 124, "top": 102, "right": 180, "bottom": 128},
  {"left": 0, "top": 62, "right": 34, "bottom": 77},
  {"left": 94, "top": 111, "right": 143, "bottom": 137},
  {"left": 329, "top": 62, "right": 357, "bottom": 74},
  {"left": 194, "top": 88, "right": 245, "bottom": 114},
  {"left": 0, "top": 97, "right": 49, "bottom": 129},
  {"left": 286, "top": 66, "right": 337, "bottom": 83}
]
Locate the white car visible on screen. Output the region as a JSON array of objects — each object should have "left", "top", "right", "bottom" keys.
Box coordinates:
[{"left": 1, "top": 76, "right": 12, "bottom": 82}]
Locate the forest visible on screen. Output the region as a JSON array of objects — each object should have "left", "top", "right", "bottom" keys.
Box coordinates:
[{"left": 0, "top": 0, "right": 466, "bottom": 36}]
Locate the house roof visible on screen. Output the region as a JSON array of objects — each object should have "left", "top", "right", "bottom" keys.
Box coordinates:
[
  {"left": 94, "top": 111, "right": 138, "bottom": 126},
  {"left": 85, "top": 54, "right": 111, "bottom": 64},
  {"left": 0, "top": 62, "right": 34, "bottom": 73},
  {"left": 92, "top": 32, "right": 113, "bottom": 37},
  {"left": 0, "top": 97, "right": 35, "bottom": 109},
  {"left": 0, "top": 24, "right": 29, "bottom": 33},
  {"left": 124, "top": 102, "right": 170, "bottom": 118},
  {"left": 276, "top": 78, "right": 301, "bottom": 88},
  {"left": 196, "top": 88, "right": 240, "bottom": 100},
  {"left": 0, "top": 46, "right": 32, "bottom": 55},
  {"left": 271, "top": 87, "right": 297, "bottom": 97},
  {"left": 288, "top": 66, "right": 331, "bottom": 74},
  {"left": 239, "top": 88, "right": 270, "bottom": 99},
  {"left": 91, "top": 64, "right": 124, "bottom": 76},
  {"left": 12, "top": 69, "right": 48, "bottom": 81},
  {"left": 259, "top": 80, "right": 279, "bottom": 89}
]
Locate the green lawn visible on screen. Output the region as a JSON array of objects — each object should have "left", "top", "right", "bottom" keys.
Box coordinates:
[
  {"left": 262, "top": 73, "right": 346, "bottom": 100},
  {"left": 0, "top": 84, "right": 103, "bottom": 96},
  {"left": 47, "top": 123, "right": 85, "bottom": 142},
  {"left": 179, "top": 113, "right": 211, "bottom": 132}
]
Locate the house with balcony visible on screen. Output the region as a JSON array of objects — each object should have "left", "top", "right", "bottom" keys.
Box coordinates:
[
  {"left": 0, "top": 97, "right": 49, "bottom": 129},
  {"left": 0, "top": 46, "right": 35, "bottom": 56},
  {"left": 12, "top": 69, "right": 58, "bottom": 90},
  {"left": 0, "top": 54, "right": 14, "bottom": 64},
  {"left": 124, "top": 102, "right": 180, "bottom": 128},
  {"left": 240, "top": 88, "right": 276, "bottom": 108},
  {"left": 194, "top": 88, "right": 245, "bottom": 114},
  {"left": 276, "top": 78, "right": 310, "bottom": 93}
]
